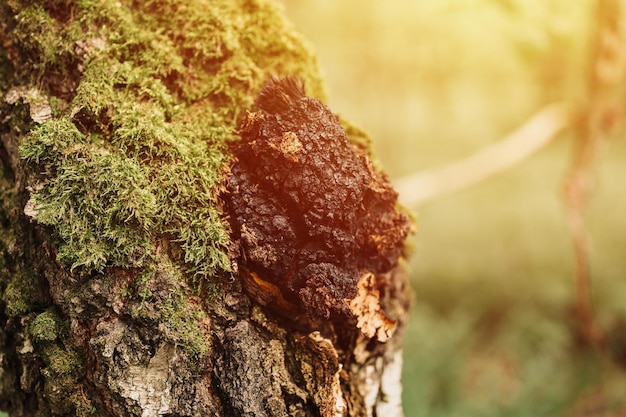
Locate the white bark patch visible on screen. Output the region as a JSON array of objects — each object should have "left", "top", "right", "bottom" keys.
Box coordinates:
[
  {"left": 376, "top": 349, "right": 404, "bottom": 417},
  {"left": 4, "top": 87, "right": 52, "bottom": 124},
  {"left": 353, "top": 345, "right": 405, "bottom": 417},
  {"left": 117, "top": 344, "right": 174, "bottom": 417},
  {"left": 23, "top": 197, "right": 39, "bottom": 220},
  {"left": 18, "top": 337, "right": 34, "bottom": 354},
  {"left": 361, "top": 358, "right": 382, "bottom": 416}
]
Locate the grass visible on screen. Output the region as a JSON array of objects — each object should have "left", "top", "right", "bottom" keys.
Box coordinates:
[{"left": 281, "top": 0, "right": 626, "bottom": 415}]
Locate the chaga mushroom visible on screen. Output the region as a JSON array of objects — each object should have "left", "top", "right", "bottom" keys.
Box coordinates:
[{"left": 224, "top": 76, "right": 411, "bottom": 342}]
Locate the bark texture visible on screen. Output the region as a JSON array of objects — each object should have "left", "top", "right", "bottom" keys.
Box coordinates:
[{"left": 0, "top": 1, "right": 412, "bottom": 416}]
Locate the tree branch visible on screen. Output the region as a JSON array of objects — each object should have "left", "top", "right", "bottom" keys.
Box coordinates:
[{"left": 394, "top": 103, "right": 572, "bottom": 207}]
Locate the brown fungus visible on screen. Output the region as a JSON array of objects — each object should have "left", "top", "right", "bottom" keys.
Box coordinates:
[{"left": 224, "top": 76, "right": 411, "bottom": 341}]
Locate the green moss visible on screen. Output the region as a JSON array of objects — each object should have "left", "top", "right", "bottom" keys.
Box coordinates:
[
  {"left": 2, "top": 267, "right": 39, "bottom": 317},
  {"left": 129, "top": 260, "right": 213, "bottom": 357},
  {"left": 11, "top": 4, "right": 82, "bottom": 74},
  {"left": 29, "top": 309, "right": 61, "bottom": 342},
  {"left": 161, "top": 290, "right": 212, "bottom": 358},
  {"left": 12, "top": 5, "right": 65, "bottom": 64},
  {"left": 21, "top": 119, "right": 157, "bottom": 270},
  {"left": 3, "top": 280, "right": 32, "bottom": 317},
  {"left": 29, "top": 310, "right": 83, "bottom": 376},
  {"left": 11, "top": 0, "right": 326, "bottom": 280},
  {"left": 42, "top": 345, "right": 82, "bottom": 376}
]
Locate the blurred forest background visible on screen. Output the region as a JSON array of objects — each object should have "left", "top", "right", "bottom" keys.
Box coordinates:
[{"left": 281, "top": 0, "right": 626, "bottom": 416}]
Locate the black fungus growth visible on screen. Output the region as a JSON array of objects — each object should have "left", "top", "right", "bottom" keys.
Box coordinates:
[{"left": 225, "top": 76, "right": 411, "bottom": 323}]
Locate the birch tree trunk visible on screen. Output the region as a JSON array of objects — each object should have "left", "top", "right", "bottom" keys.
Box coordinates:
[{"left": 0, "top": 1, "right": 412, "bottom": 416}]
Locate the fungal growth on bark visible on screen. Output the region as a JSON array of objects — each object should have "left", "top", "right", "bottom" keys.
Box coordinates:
[
  {"left": 1, "top": 0, "right": 413, "bottom": 414},
  {"left": 225, "top": 76, "right": 412, "bottom": 342}
]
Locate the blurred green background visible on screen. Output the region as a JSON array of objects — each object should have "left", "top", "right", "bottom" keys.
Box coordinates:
[{"left": 281, "top": 0, "right": 626, "bottom": 416}]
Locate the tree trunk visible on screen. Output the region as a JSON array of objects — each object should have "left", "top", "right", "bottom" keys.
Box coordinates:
[{"left": 0, "top": 1, "right": 412, "bottom": 416}]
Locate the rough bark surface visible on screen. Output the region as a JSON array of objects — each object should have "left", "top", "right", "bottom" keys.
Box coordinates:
[{"left": 0, "top": 1, "right": 412, "bottom": 416}]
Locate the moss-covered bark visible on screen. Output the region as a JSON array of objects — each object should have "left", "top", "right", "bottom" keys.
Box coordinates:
[{"left": 0, "top": 1, "right": 412, "bottom": 416}]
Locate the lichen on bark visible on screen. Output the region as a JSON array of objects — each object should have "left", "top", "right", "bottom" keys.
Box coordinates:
[{"left": 0, "top": 1, "right": 412, "bottom": 416}]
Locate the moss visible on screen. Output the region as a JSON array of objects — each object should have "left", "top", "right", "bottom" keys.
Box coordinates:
[
  {"left": 42, "top": 345, "right": 82, "bottom": 376},
  {"left": 28, "top": 309, "right": 61, "bottom": 342},
  {"left": 10, "top": 3, "right": 83, "bottom": 83},
  {"left": 12, "top": 5, "right": 64, "bottom": 64},
  {"left": 27, "top": 309, "right": 78, "bottom": 374},
  {"left": 41, "top": 348, "right": 87, "bottom": 415},
  {"left": 161, "top": 290, "right": 212, "bottom": 358},
  {"left": 3, "top": 280, "right": 32, "bottom": 316},
  {"left": 129, "top": 260, "right": 213, "bottom": 357},
  {"left": 10, "top": 0, "right": 326, "bottom": 281},
  {"left": 2, "top": 266, "right": 41, "bottom": 317},
  {"left": 21, "top": 119, "right": 158, "bottom": 270}
]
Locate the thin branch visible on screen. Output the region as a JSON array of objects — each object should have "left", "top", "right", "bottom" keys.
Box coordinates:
[
  {"left": 562, "top": 0, "right": 626, "bottom": 349},
  {"left": 394, "top": 103, "right": 572, "bottom": 207},
  {"left": 563, "top": 113, "right": 610, "bottom": 349}
]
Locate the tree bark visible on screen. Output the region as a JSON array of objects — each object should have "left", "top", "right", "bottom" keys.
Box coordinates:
[{"left": 0, "top": 1, "right": 412, "bottom": 416}]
